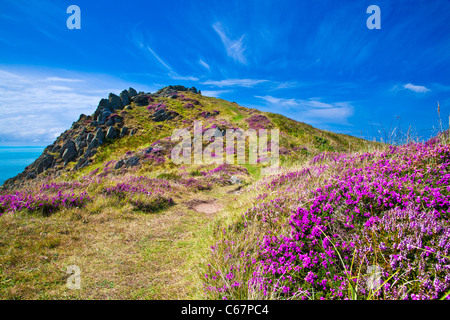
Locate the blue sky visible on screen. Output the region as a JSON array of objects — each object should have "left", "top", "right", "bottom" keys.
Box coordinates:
[{"left": 0, "top": 0, "right": 449, "bottom": 145}]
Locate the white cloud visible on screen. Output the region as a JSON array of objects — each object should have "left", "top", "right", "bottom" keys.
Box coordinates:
[
  {"left": 201, "top": 90, "right": 231, "bottom": 98},
  {"left": 45, "top": 77, "right": 85, "bottom": 83},
  {"left": 199, "top": 59, "right": 210, "bottom": 70},
  {"left": 255, "top": 95, "right": 299, "bottom": 107},
  {"left": 202, "top": 78, "right": 268, "bottom": 88},
  {"left": 403, "top": 83, "right": 430, "bottom": 93},
  {"left": 273, "top": 81, "right": 299, "bottom": 90},
  {"left": 146, "top": 46, "right": 173, "bottom": 72},
  {"left": 169, "top": 73, "right": 199, "bottom": 81},
  {"left": 0, "top": 69, "right": 125, "bottom": 144},
  {"left": 255, "top": 95, "right": 354, "bottom": 125},
  {"left": 213, "top": 22, "right": 247, "bottom": 64}
]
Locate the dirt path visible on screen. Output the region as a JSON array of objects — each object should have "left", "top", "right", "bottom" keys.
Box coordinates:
[{"left": 185, "top": 199, "right": 224, "bottom": 216}]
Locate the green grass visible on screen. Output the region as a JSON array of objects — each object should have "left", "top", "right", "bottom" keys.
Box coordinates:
[{"left": 1, "top": 87, "right": 385, "bottom": 300}]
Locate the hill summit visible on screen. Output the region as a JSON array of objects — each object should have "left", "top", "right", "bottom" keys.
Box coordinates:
[{"left": 2, "top": 85, "right": 370, "bottom": 189}]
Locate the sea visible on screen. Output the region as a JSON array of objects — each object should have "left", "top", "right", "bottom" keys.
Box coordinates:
[{"left": 0, "top": 146, "right": 45, "bottom": 186}]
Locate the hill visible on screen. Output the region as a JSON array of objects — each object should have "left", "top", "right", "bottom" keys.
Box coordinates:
[
  {"left": 2, "top": 85, "right": 374, "bottom": 190},
  {"left": 0, "top": 85, "right": 388, "bottom": 299}
]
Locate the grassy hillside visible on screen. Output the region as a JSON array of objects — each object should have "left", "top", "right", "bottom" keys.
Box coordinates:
[
  {"left": 0, "top": 86, "right": 407, "bottom": 300},
  {"left": 202, "top": 134, "right": 450, "bottom": 300}
]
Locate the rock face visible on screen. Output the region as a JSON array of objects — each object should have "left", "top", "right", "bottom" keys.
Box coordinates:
[
  {"left": 61, "top": 141, "right": 78, "bottom": 164},
  {"left": 151, "top": 109, "right": 179, "bottom": 122},
  {"left": 133, "top": 94, "right": 151, "bottom": 107},
  {"left": 1, "top": 85, "right": 201, "bottom": 189},
  {"left": 128, "top": 87, "right": 138, "bottom": 97},
  {"left": 94, "top": 128, "right": 105, "bottom": 145},
  {"left": 36, "top": 154, "right": 54, "bottom": 174},
  {"left": 114, "top": 156, "right": 140, "bottom": 169},
  {"left": 120, "top": 127, "right": 129, "bottom": 137},
  {"left": 153, "top": 85, "right": 200, "bottom": 98},
  {"left": 106, "top": 127, "right": 119, "bottom": 140},
  {"left": 109, "top": 93, "right": 123, "bottom": 110},
  {"left": 120, "top": 90, "right": 131, "bottom": 107}
]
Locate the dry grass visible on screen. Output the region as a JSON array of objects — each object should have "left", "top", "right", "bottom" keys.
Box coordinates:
[{"left": 0, "top": 186, "right": 239, "bottom": 300}]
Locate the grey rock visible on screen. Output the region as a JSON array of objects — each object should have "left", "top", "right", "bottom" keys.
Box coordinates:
[
  {"left": 109, "top": 93, "right": 123, "bottom": 110},
  {"left": 26, "top": 172, "right": 37, "bottom": 180},
  {"left": 128, "top": 87, "right": 138, "bottom": 97},
  {"left": 120, "top": 90, "right": 131, "bottom": 106},
  {"left": 229, "top": 175, "right": 242, "bottom": 185},
  {"left": 125, "top": 156, "right": 140, "bottom": 168},
  {"left": 124, "top": 105, "right": 133, "bottom": 110},
  {"left": 114, "top": 160, "right": 124, "bottom": 169},
  {"left": 105, "top": 118, "right": 115, "bottom": 127},
  {"left": 133, "top": 94, "right": 151, "bottom": 106},
  {"left": 52, "top": 145, "right": 61, "bottom": 153},
  {"left": 61, "top": 141, "right": 78, "bottom": 164},
  {"left": 98, "top": 110, "right": 112, "bottom": 124},
  {"left": 36, "top": 154, "right": 54, "bottom": 174},
  {"left": 44, "top": 144, "right": 54, "bottom": 153},
  {"left": 75, "top": 134, "right": 87, "bottom": 150},
  {"left": 74, "top": 157, "right": 91, "bottom": 170},
  {"left": 106, "top": 126, "right": 119, "bottom": 140},
  {"left": 86, "top": 132, "right": 94, "bottom": 144},
  {"left": 120, "top": 127, "right": 129, "bottom": 137},
  {"left": 95, "top": 128, "right": 105, "bottom": 144},
  {"left": 60, "top": 140, "right": 76, "bottom": 157},
  {"left": 151, "top": 109, "right": 179, "bottom": 122},
  {"left": 98, "top": 98, "right": 112, "bottom": 110}
]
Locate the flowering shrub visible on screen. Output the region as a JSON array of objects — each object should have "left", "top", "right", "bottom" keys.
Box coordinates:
[
  {"left": 246, "top": 115, "right": 272, "bottom": 130},
  {"left": 147, "top": 103, "right": 166, "bottom": 111},
  {"left": 203, "top": 138, "right": 450, "bottom": 300},
  {"left": 0, "top": 190, "right": 91, "bottom": 216},
  {"left": 103, "top": 178, "right": 174, "bottom": 213},
  {"left": 183, "top": 103, "right": 195, "bottom": 109}
]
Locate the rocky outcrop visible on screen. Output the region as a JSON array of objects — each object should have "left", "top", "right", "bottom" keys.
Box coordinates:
[
  {"left": 151, "top": 109, "right": 180, "bottom": 122},
  {"left": 106, "top": 127, "right": 119, "bottom": 140},
  {"left": 120, "top": 90, "right": 131, "bottom": 107},
  {"left": 154, "top": 85, "right": 201, "bottom": 98},
  {"left": 114, "top": 156, "right": 140, "bottom": 170},
  {"left": 1, "top": 85, "right": 196, "bottom": 188},
  {"left": 132, "top": 93, "right": 152, "bottom": 107},
  {"left": 128, "top": 87, "right": 138, "bottom": 97},
  {"left": 109, "top": 93, "right": 123, "bottom": 110},
  {"left": 36, "top": 154, "right": 54, "bottom": 174},
  {"left": 60, "top": 141, "right": 77, "bottom": 163}
]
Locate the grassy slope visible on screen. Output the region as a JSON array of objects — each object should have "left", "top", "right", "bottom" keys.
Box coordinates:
[{"left": 0, "top": 89, "right": 382, "bottom": 299}]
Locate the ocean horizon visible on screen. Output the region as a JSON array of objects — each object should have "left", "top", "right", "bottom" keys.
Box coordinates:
[{"left": 0, "top": 146, "right": 45, "bottom": 186}]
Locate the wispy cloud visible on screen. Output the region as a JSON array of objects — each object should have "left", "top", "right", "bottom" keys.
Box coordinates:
[
  {"left": 256, "top": 95, "right": 354, "bottom": 125},
  {"left": 169, "top": 74, "right": 199, "bottom": 81},
  {"left": 201, "top": 90, "right": 231, "bottom": 98},
  {"left": 202, "top": 78, "right": 268, "bottom": 88},
  {"left": 130, "top": 27, "right": 199, "bottom": 82},
  {"left": 273, "top": 81, "right": 300, "bottom": 90},
  {"left": 199, "top": 59, "right": 210, "bottom": 71},
  {"left": 213, "top": 22, "right": 247, "bottom": 64},
  {"left": 255, "top": 95, "right": 299, "bottom": 107},
  {"left": 146, "top": 46, "right": 173, "bottom": 72},
  {"left": 45, "top": 77, "right": 85, "bottom": 83},
  {"left": 403, "top": 83, "right": 430, "bottom": 93},
  {"left": 0, "top": 69, "right": 125, "bottom": 144}
]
